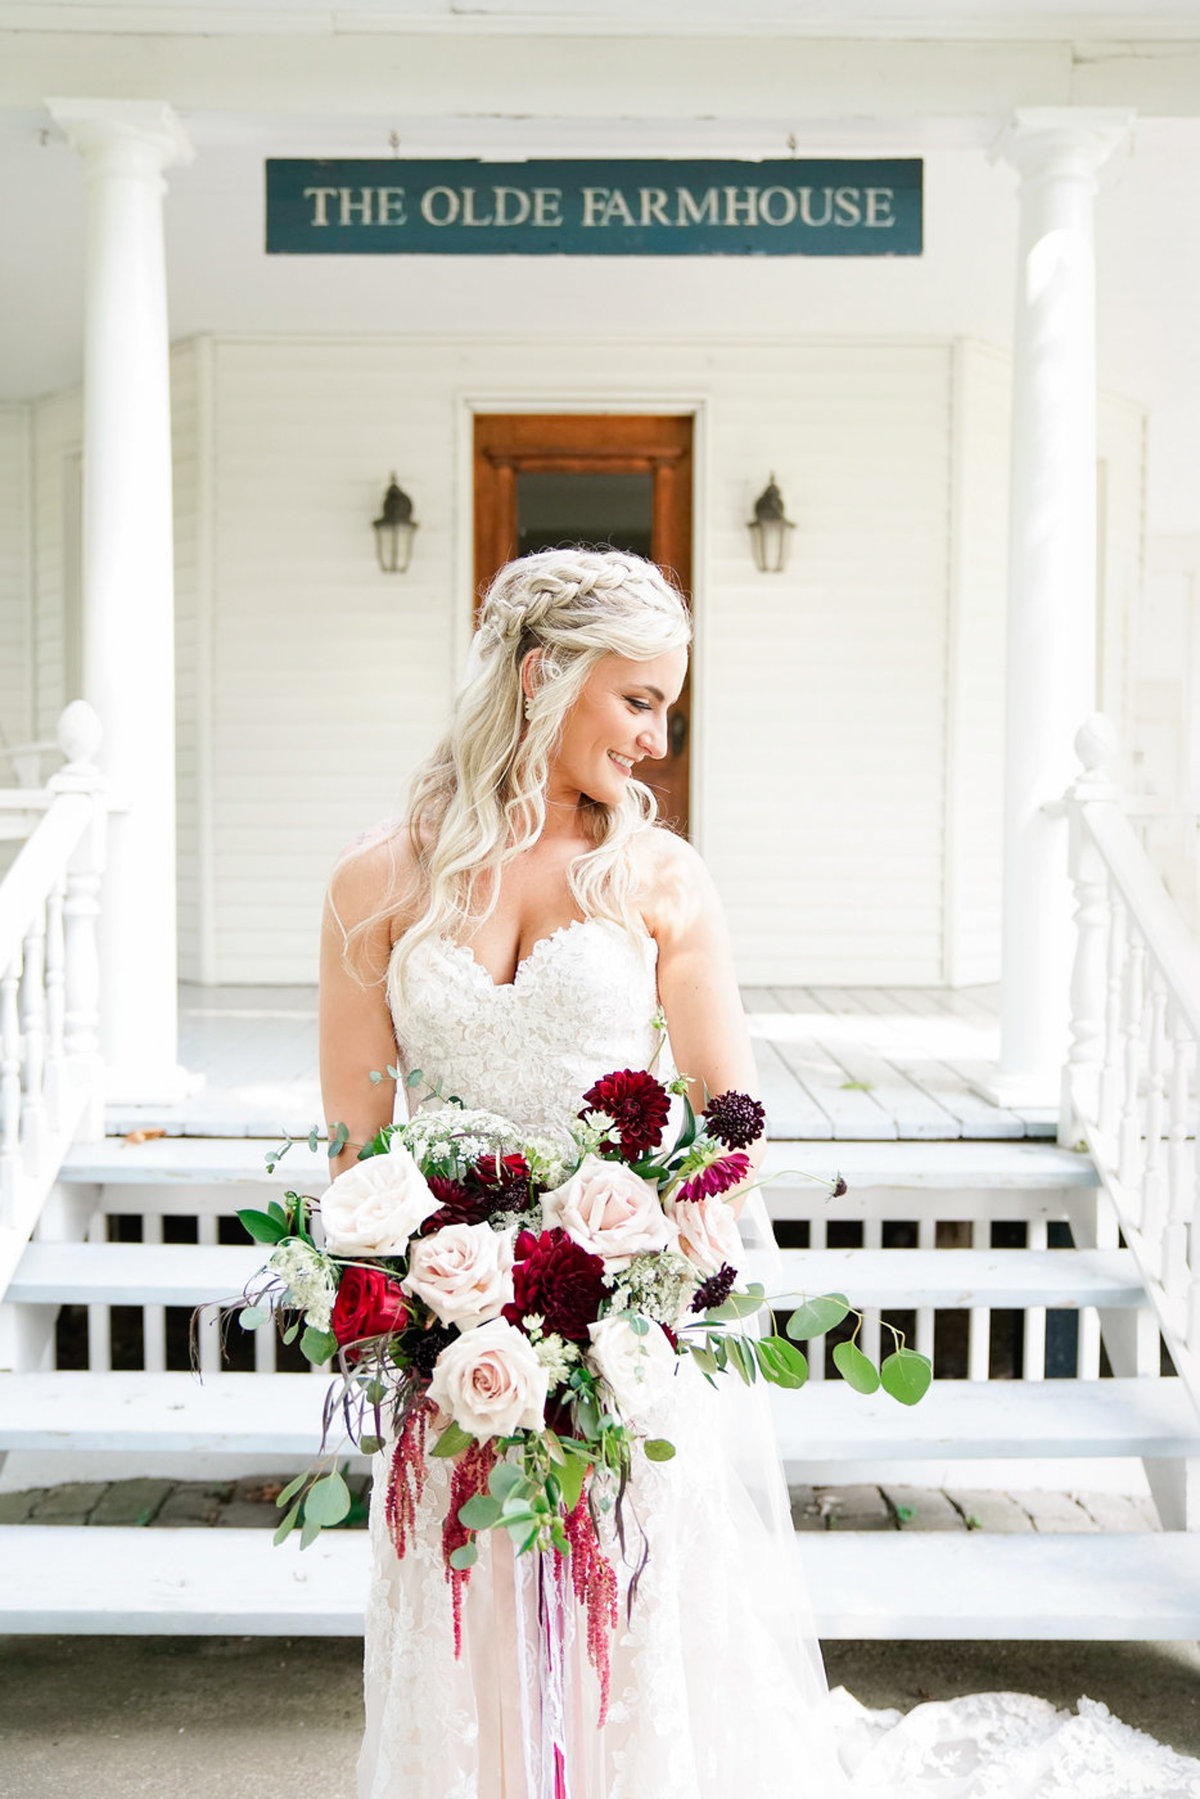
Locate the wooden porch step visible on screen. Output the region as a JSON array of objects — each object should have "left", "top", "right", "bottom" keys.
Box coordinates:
[
  {"left": 57, "top": 1136, "right": 1097, "bottom": 1194},
  {"left": 8, "top": 1240, "right": 1145, "bottom": 1311},
  {"left": 771, "top": 1377, "right": 1200, "bottom": 1466},
  {"left": 1, "top": 1372, "right": 1191, "bottom": 1463},
  {"left": 2, "top": 1525, "right": 1199, "bottom": 1639}
]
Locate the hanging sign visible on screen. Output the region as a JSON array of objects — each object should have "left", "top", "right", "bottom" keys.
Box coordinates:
[{"left": 266, "top": 158, "right": 921, "bottom": 256}]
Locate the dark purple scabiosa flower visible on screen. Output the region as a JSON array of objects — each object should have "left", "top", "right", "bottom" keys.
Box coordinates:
[
  {"left": 675, "top": 1151, "right": 750, "bottom": 1205},
  {"left": 704, "top": 1090, "right": 766, "bottom": 1151},
  {"left": 408, "top": 1319, "right": 458, "bottom": 1378},
  {"left": 690, "top": 1263, "right": 737, "bottom": 1314},
  {"left": 580, "top": 1069, "right": 671, "bottom": 1160}
]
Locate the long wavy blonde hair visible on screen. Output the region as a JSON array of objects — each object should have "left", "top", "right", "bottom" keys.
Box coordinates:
[{"left": 333, "top": 547, "right": 693, "bottom": 998}]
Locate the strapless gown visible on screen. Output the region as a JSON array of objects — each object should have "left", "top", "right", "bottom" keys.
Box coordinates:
[{"left": 357, "top": 914, "right": 1200, "bottom": 1799}]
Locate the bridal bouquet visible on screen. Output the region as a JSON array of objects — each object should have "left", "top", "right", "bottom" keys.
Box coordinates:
[{"left": 226, "top": 1065, "right": 930, "bottom": 1718}]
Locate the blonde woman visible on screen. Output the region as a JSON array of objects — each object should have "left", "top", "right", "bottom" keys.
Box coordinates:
[
  {"left": 319, "top": 549, "right": 1192, "bottom": 1797},
  {"left": 320, "top": 548, "right": 845, "bottom": 1798}
]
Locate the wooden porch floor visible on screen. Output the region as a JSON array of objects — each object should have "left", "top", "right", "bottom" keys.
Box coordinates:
[{"left": 106, "top": 982, "right": 1055, "bottom": 1141}]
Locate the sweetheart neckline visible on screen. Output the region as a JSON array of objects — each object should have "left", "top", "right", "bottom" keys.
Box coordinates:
[
  {"left": 440, "top": 916, "right": 594, "bottom": 991},
  {"left": 416, "top": 915, "right": 656, "bottom": 993}
]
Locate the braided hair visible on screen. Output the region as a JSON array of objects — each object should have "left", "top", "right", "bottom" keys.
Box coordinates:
[{"left": 340, "top": 548, "right": 691, "bottom": 998}]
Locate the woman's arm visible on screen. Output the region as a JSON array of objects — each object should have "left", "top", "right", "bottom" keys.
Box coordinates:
[
  {"left": 318, "top": 832, "right": 411, "bottom": 1180},
  {"left": 638, "top": 828, "right": 765, "bottom": 1216}
]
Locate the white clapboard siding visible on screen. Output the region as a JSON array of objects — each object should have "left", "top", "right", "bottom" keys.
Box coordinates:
[{"left": 207, "top": 336, "right": 956, "bottom": 985}]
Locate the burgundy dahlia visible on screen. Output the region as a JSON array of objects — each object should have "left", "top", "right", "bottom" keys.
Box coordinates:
[
  {"left": 690, "top": 1263, "right": 737, "bottom": 1314},
  {"left": 676, "top": 1151, "right": 751, "bottom": 1205},
  {"left": 502, "top": 1227, "right": 607, "bottom": 1344},
  {"left": 474, "top": 1152, "right": 535, "bottom": 1211},
  {"left": 422, "top": 1175, "right": 486, "bottom": 1232},
  {"left": 580, "top": 1068, "right": 671, "bottom": 1160},
  {"left": 704, "top": 1090, "right": 766, "bottom": 1151}
]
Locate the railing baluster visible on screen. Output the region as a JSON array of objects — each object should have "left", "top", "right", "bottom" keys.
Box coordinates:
[
  {"left": 1165, "top": 997, "right": 1194, "bottom": 1305},
  {"left": 1141, "top": 975, "right": 1170, "bottom": 1274},
  {"left": 142, "top": 1210, "right": 167, "bottom": 1374},
  {"left": 19, "top": 907, "right": 48, "bottom": 1166},
  {"left": 1099, "top": 890, "right": 1127, "bottom": 1144},
  {"left": 0, "top": 950, "right": 23, "bottom": 1223},
  {"left": 42, "top": 878, "right": 66, "bottom": 1131},
  {"left": 968, "top": 1219, "right": 990, "bottom": 1382},
  {"left": 808, "top": 1215, "right": 826, "bottom": 1382},
  {"left": 1118, "top": 925, "right": 1147, "bottom": 1213}
]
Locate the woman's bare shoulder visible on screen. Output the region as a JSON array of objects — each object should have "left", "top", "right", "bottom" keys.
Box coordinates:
[
  {"left": 630, "top": 823, "right": 714, "bottom": 937},
  {"left": 325, "top": 822, "right": 423, "bottom": 942}
]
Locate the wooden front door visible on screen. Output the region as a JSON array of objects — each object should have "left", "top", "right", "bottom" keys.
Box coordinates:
[{"left": 474, "top": 413, "right": 693, "bottom": 835}]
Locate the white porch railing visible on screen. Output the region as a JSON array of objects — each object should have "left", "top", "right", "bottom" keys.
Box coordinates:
[
  {"left": 1062, "top": 714, "right": 1200, "bottom": 1496},
  {"left": 0, "top": 703, "right": 107, "bottom": 1296}
]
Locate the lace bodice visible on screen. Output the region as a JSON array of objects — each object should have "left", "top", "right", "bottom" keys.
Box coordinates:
[{"left": 386, "top": 916, "right": 668, "bottom": 1139}]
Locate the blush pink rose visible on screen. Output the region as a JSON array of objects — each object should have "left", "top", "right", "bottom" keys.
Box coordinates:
[
  {"left": 428, "top": 1317, "right": 549, "bottom": 1442},
  {"left": 667, "top": 1193, "right": 744, "bottom": 1279},
  {"left": 541, "top": 1154, "right": 677, "bottom": 1270},
  {"left": 402, "top": 1221, "right": 515, "bottom": 1330}
]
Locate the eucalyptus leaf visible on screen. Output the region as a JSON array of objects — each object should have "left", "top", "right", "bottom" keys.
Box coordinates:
[
  {"left": 785, "top": 1294, "right": 850, "bottom": 1341},
  {"left": 273, "top": 1500, "right": 301, "bottom": 1546},
  {"left": 644, "top": 1438, "right": 676, "bottom": 1462},
  {"left": 689, "top": 1343, "right": 718, "bottom": 1376},
  {"left": 304, "top": 1470, "right": 352, "bottom": 1527},
  {"left": 488, "top": 1464, "right": 527, "bottom": 1503},
  {"left": 832, "top": 1339, "right": 881, "bottom": 1394},
  {"left": 275, "top": 1473, "right": 308, "bottom": 1508},
  {"left": 308, "top": 1127, "right": 320, "bottom": 1151},
  {"left": 281, "top": 1320, "right": 300, "bottom": 1345},
  {"left": 575, "top": 1391, "right": 601, "bottom": 1443},
  {"left": 880, "top": 1347, "right": 933, "bottom": 1407},
  {"left": 238, "top": 1305, "right": 268, "bottom": 1330},
  {"left": 359, "top": 1435, "right": 383, "bottom": 1456},
  {"left": 431, "top": 1420, "right": 473, "bottom": 1459},
  {"left": 299, "top": 1512, "right": 324, "bottom": 1550},
  {"left": 302, "top": 1325, "right": 338, "bottom": 1365},
  {"left": 459, "top": 1494, "right": 503, "bottom": 1531},
  {"left": 449, "top": 1541, "right": 478, "bottom": 1571},
  {"left": 725, "top": 1335, "right": 756, "bottom": 1386}
]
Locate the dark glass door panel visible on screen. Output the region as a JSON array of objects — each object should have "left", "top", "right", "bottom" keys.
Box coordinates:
[{"left": 516, "top": 471, "right": 654, "bottom": 559}]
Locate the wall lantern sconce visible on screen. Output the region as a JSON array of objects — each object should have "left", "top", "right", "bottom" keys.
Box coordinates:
[
  {"left": 747, "top": 475, "right": 795, "bottom": 574},
  {"left": 372, "top": 473, "right": 418, "bottom": 574}
]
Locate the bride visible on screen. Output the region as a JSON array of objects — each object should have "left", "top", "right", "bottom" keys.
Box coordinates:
[{"left": 319, "top": 548, "right": 1200, "bottom": 1799}]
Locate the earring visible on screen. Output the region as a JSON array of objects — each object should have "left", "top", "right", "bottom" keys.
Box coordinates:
[{"left": 523, "top": 695, "right": 534, "bottom": 721}]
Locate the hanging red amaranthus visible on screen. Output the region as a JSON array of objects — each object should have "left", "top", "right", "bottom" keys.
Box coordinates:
[
  {"left": 384, "top": 1398, "right": 433, "bottom": 1560},
  {"left": 561, "top": 1493, "right": 620, "bottom": 1726},
  {"left": 442, "top": 1437, "right": 498, "bottom": 1656}
]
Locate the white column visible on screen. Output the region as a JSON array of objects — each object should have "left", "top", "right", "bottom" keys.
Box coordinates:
[
  {"left": 46, "top": 99, "right": 200, "bottom": 1106},
  {"left": 984, "top": 107, "right": 1133, "bottom": 1109}
]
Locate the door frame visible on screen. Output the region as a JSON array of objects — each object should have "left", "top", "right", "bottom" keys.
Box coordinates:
[{"left": 456, "top": 393, "right": 709, "bottom": 844}]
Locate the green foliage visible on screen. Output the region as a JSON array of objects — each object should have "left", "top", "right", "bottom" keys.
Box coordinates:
[
  {"left": 755, "top": 1335, "right": 808, "bottom": 1389},
  {"left": 237, "top": 1207, "right": 288, "bottom": 1246},
  {"left": 301, "top": 1325, "right": 338, "bottom": 1365},
  {"left": 880, "top": 1347, "right": 932, "bottom": 1406},
  {"left": 238, "top": 1305, "right": 268, "bottom": 1330},
  {"left": 644, "top": 1438, "right": 676, "bottom": 1462},
  {"left": 449, "top": 1541, "right": 478, "bottom": 1571},
  {"left": 431, "top": 1420, "right": 473, "bottom": 1459},
  {"left": 785, "top": 1294, "right": 850, "bottom": 1340},
  {"left": 832, "top": 1340, "right": 881, "bottom": 1394},
  {"left": 304, "top": 1470, "right": 352, "bottom": 1527},
  {"left": 459, "top": 1494, "right": 504, "bottom": 1531}
]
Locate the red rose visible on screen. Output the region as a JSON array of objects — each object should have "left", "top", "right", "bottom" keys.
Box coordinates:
[
  {"left": 502, "top": 1227, "right": 607, "bottom": 1344},
  {"left": 331, "top": 1265, "right": 410, "bottom": 1363},
  {"left": 580, "top": 1069, "right": 671, "bottom": 1160}
]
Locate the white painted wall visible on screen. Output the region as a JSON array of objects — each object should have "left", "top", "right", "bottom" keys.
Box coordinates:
[{"left": 16, "top": 328, "right": 1148, "bottom": 989}]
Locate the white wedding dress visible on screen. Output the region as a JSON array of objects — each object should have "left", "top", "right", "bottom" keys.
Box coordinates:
[{"left": 359, "top": 912, "right": 1200, "bottom": 1799}]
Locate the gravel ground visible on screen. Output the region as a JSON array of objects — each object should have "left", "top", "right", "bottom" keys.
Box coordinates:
[{"left": 2, "top": 1632, "right": 1199, "bottom": 1798}]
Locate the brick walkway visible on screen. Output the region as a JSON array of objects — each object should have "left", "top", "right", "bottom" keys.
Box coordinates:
[{"left": 0, "top": 1474, "right": 1159, "bottom": 1533}]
